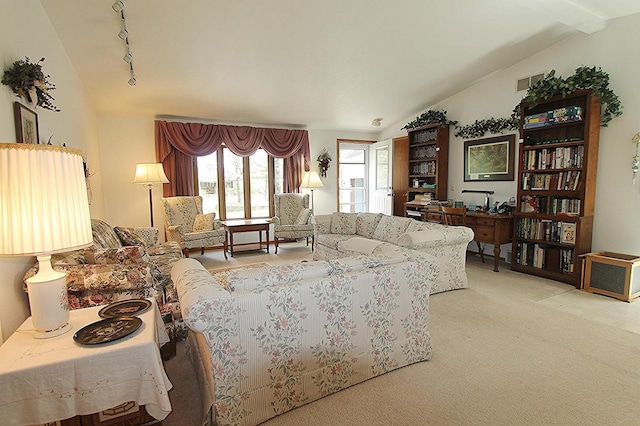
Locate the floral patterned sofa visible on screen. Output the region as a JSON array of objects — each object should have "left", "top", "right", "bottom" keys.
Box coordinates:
[
  {"left": 313, "top": 212, "right": 474, "bottom": 294},
  {"left": 24, "top": 219, "right": 184, "bottom": 311},
  {"left": 172, "top": 248, "right": 439, "bottom": 426}
]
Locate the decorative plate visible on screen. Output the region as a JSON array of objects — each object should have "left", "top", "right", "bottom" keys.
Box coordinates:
[
  {"left": 98, "top": 299, "right": 152, "bottom": 319},
  {"left": 73, "top": 316, "right": 142, "bottom": 345}
]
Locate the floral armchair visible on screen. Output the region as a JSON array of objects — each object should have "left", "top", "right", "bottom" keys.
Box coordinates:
[
  {"left": 272, "top": 193, "right": 314, "bottom": 253},
  {"left": 161, "top": 196, "right": 227, "bottom": 259},
  {"left": 24, "top": 219, "right": 184, "bottom": 311}
]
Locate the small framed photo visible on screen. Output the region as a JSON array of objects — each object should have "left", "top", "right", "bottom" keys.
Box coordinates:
[
  {"left": 561, "top": 222, "right": 576, "bottom": 244},
  {"left": 464, "top": 134, "right": 515, "bottom": 181},
  {"left": 13, "top": 102, "right": 39, "bottom": 144}
]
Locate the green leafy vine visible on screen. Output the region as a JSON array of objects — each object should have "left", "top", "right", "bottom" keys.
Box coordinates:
[{"left": 401, "top": 109, "right": 458, "bottom": 130}]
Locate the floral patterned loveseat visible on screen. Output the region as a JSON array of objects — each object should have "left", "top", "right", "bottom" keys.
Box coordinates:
[
  {"left": 313, "top": 212, "right": 474, "bottom": 294},
  {"left": 172, "top": 248, "right": 439, "bottom": 426},
  {"left": 24, "top": 219, "right": 184, "bottom": 310}
]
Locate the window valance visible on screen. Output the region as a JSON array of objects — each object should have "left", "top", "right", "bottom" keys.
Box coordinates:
[{"left": 155, "top": 120, "right": 310, "bottom": 196}]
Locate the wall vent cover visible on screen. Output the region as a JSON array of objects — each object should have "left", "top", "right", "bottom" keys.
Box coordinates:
[{"left": 517, "top": 73, "right": 545, "bottom": 92}]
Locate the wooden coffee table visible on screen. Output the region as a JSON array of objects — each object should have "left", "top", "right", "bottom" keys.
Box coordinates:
[{"left": 221, "top": 219, "right": 270, "bottom": 257}]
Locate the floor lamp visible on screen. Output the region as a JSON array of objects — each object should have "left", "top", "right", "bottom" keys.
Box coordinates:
[
  {"left": 300, "top": 170, "right": 324, "bottom": 211},
  {"left": 0, "top": 143, "right": 93, "bottom": 338},
  {"left": 134, "top": 163, "right": 169, "bottom": 227}
]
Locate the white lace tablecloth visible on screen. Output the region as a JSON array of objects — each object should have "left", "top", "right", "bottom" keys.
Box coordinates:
[{"left": 0, "top": 300, "right": 172, "bottom": 425}]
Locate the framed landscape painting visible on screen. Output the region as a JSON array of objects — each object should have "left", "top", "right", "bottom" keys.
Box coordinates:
[
  {"left": 464, "top": 134, "right": 515, "bottom": 181},
  {"left": 14, "top": 102, "right": 39, "bottom": 144}
]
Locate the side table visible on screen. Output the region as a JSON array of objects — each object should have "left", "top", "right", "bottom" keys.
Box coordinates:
[
  {"left": 222, "top": 218, "right": 271, "bottom": 257},
  {"left": 0, "top": 300, "right": 172, "bottom": 426}
]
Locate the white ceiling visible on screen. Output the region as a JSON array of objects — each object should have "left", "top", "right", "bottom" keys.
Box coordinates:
[{"left": 40, "top": 0, "right": 640, "bottom": 133}]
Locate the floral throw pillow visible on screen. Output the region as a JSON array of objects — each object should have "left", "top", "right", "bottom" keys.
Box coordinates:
[
  {"left": 330, "top": 212, "right": 357, "bottom": 235},
  {"left": 193, "top": 213, "right": 215, "bottom": 232},
  {"left": 114, "top": 226, "right": 147, "bottom": 247},
  {"left": 294, "top": 208, "right": 311, "bottom": 225}
]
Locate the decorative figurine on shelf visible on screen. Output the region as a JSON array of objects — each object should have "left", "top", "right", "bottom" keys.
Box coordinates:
[{"left": 317, "top": 148, "right": 332, "bottom": 178}]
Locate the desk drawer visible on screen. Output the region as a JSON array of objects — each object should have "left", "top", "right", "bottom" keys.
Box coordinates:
[
  {"left": 474, "top": 226, "right": 495, "bottom": 242},
  {"left": 474, "top": 217, "right": 496, "bottom": 227}
]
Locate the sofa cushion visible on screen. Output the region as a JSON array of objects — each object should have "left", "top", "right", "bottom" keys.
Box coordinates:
[
  {"left": 315, "top": 233, "right": 355, "bottom": 250},
  {"left": 337, "top": 236, "right": 384, "bottom": 254},
  {"left": 294, "top": 208, "right": 311, "bottom": 225},
  {"left": 371, "top": 215, "right": 413, "bottom": 244},
  {"left": 330, "top": 212, "right": 357, "bottom": 235},
  {"left": 356, "top": 212, "right": 384, "bottom": 238},
  {"left": 230, "top": 261, "right": 330, "bottom": 291},
  {"left": 193, "top": 213, "right": 216, "bottom": 232},
  {"left": 84, "top": 246, "right": 151, "bottom": 265},
  {"left": 114, "top": 226, "right": 148, "bottom": 247},
  {"left": 90, "top": 219, "right": 123, "bottom": 249}
]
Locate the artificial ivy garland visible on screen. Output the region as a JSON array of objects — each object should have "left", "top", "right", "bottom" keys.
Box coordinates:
[{"left": 403, "top": 65, "right": 622, "bottom": 138}]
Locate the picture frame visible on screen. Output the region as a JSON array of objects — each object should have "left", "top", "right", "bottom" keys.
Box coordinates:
[
  {"left": 464, "top": 134, "right": 515, "bottom": 181},
  {"left": 13, "top": 102, "right": 39, "bottom": 144}
]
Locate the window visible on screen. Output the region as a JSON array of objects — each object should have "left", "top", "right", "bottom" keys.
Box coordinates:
[
  {"left": 338, "top": 144, "right": 368, "bottom": 213},
  {"left": 196, "top": 147, "right": 284, "bottom": 220}
]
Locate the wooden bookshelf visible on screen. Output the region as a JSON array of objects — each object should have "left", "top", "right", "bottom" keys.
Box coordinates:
[
  {"left": 510, "top": 89, "right": 601, "bottom": 287},
  {"left": 406, "top": 123, "right": 449, "bottom": 204}
]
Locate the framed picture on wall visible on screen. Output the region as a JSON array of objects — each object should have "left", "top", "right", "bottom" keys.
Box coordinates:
[
  {"left": 464, "top": 134, "right": 515, "bottom": 181},
  {"left": 13, "top": 102, "right": 39, "bottom": 144}
]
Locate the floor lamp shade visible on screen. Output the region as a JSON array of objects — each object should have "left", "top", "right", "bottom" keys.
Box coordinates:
[
  {"left": 0, "top": 143, "right": 93, "bottom": 338},
  {"left": 133, "top": 163, "right": 169, "bottom": 227},
  {"left": 300, "top": 170, "right": 324, "bottom": 211}
]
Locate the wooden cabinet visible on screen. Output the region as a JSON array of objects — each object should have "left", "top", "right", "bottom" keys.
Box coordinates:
[
  {"left": 510, "top": 89, "right": 601, "bottom": 287},
  {"left": 407, "top": 124, "right": 449, "bottom": 203}
]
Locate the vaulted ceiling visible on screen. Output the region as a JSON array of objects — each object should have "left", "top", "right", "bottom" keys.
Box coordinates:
[{"left": 41, "top": 0, "right": 640, "bottom": 132}]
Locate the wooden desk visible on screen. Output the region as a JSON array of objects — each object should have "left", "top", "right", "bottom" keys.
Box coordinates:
[
  {"left": 222, "top": 219, "right": 270, "bottom": 257},
  {"left": 466, "top": 212, "right": 514, "bottom": 272}
]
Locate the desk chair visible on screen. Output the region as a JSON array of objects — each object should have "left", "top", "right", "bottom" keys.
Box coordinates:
[{"left": 441, "top": 206, "right": 485, "bottom": 264}]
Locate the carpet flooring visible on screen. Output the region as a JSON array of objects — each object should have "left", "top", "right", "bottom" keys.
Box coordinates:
[{"left": 162, "top": 244, "right": 640, "bottom": 426}]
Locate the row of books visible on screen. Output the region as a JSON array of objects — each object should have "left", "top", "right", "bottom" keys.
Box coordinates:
[
  {"left": 410, "top": 129, "right": 438, "bottom": 144},
  {"left": 521, "top": 171, "right": 581, "bottom": 191},
  {"left": 523, "top": 106, "right": 583, "bottom": 129},
  {"left": 522, "top": 145, "right": 584, "bottom": 170},
  {"left": 411, "top": 161, "right": 436, "bottom": 175},
  {"left": 513, "top": 242, "right": 574, "bottom": 273},
  {"left": 516, "top": 218, "right": 577, "bottom": 244},
  {"left": 520, "top": 195, "right": 581, "bottom": 215}
]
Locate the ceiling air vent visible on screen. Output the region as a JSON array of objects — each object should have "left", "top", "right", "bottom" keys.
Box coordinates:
[{"left": 517, "top": 73, "right": 545, "bottom": 92}]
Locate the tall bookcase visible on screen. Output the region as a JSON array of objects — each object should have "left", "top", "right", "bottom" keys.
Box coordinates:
[
  {"left": 407, "top": 123, "right": 449, "bottom": 203},
  {"left": 511, "top": 89, "right": 601, "bottom": 287}
]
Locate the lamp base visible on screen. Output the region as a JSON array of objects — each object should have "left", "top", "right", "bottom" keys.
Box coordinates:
[{"left": 34, "top": 322, "right": 72, "bottom": 339}]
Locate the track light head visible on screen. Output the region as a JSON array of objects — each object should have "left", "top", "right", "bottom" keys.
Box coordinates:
[
  {"left": 112, "top": 1, "right": 125, "bottom": 13},
  {"left": 128, "top": 75, "right": 137, "bottom": 86},
  {"left": 123, "top": 51, "right": 133, "bottom": 63},
  {"left": 118, "top": 28, "right": 128, "bottom": 40}
]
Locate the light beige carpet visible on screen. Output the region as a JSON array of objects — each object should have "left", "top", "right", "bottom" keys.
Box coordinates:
[{"left": 163, "top": 251, "right": 640, "bottom": 426}]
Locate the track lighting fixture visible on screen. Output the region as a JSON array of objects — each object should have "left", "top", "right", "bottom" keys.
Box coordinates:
[{"left": 112, "top": 1, "right": 137, "bottom": 86}]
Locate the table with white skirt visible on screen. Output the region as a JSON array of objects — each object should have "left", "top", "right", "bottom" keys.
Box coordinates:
[{"left": 0, "top": 299, "right": 172, "bottom": 425}]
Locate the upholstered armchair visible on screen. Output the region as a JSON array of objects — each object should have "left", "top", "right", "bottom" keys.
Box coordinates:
[
  {"left": 23, "top": 218, "right": 184, "bottom": 310},
  {"left": 161, "top": 196, "right": 227, "bottom": 259},
  {"left": 272, "top": 193, "right": 314, "bottom": 253}
]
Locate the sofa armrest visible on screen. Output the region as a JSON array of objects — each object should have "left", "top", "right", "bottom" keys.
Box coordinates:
[
  {"left": 166, "top": 225, "right": 185, "bottom": 245},
  {"left": 271, "top": 216, "right": 281, "bottom": 225},
  {"left": 397, "top": 226, "right": 474, "bottom": 249}
]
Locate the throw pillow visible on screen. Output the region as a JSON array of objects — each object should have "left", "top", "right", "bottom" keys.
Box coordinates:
[
  {"left": 330, "top": 212, "right": 357, "bottom": 235},
  {"left": 193, "top": 213, "right": 215, "bottom": 232},
  {"left": 294, "top": 208, "right": 311, "bottom": 225},
  {"left": 114, "top": 226, "right": 147, "bottom": 247}
]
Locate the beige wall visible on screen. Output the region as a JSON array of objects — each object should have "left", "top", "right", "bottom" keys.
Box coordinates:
[
  {"left": 0, "top": 0, "right": 102, "bottom": 340},
  {"left": 378, "top": 13, "right": 640, "bottom": 256}
]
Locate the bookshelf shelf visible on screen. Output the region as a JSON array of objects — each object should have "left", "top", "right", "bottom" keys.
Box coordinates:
[
  {"left": 406, "top": 124, "right": 449, "bottom": 205},
  {"left": 511, "top": 89, "right": 601, "bottom": 287}
]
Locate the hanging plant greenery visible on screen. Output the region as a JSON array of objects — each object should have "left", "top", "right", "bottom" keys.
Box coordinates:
[
  {"left": 1, "top": 57, "right": 60, "bottom": 112},
  {"left": 402, "top": 109, "right": 458, "bottom": 131},
  {"left": 453, "top": 117, "right": 519, "bottom": 139},
  {"left": 522, "top": 66, "right": 622, "bottom": 126}
]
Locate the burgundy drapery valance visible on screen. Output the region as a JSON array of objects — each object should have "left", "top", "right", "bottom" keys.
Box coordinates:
[{"left": 154, "top": 120, "right": 310, "bottom": 196}]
